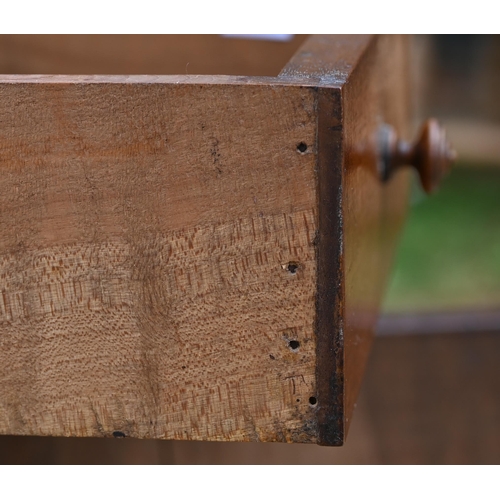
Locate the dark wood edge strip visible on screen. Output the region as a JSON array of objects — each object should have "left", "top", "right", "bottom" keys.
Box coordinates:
[
  {"left": 279, "top": 35, "right": 377, "bottom": 446},
  {"left": 315, "top": 87, "right": 345, "bottom": 446}
]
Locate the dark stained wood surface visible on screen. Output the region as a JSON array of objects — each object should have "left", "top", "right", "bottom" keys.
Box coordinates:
[
  {"left": 363, "top": 332, "right": 500, "bottom": 464},
  {"left": 281, "top": 35, "right": 412, "bottom": 444},
  {"left": 280, "top": 35, "right": 369, "bottom": 446}
]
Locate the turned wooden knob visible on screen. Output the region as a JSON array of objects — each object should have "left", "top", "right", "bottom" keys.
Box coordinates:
[{"left": 380, "top": 119, "right": 457, "bottom": 194}]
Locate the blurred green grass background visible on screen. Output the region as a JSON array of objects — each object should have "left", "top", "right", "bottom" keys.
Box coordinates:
[{"left": 383, "top": 166, "right": 500, "bottom": 313}]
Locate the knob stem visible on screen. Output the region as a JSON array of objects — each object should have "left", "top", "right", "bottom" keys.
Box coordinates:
[{"left": 381, "top": 119, "right": 456, "bottom": 194}]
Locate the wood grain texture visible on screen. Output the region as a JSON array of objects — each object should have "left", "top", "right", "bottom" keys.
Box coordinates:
[
  {"left": 3, "top": 330, "right": 500, "bottom": 463},
  {"left": 0, "top": 78, "right": 320, "bottom": 442},
  {"left": 0, "top": 35, "right": 412, "bottom": 445},
  {"left": 280, "top": 35, "right": 373, "bottom": 446}
]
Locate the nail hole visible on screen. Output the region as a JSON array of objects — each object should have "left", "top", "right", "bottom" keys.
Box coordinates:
[
  {"left": 181, "top": 365, "right": 187, "bottom": 369},
  {"left": 286, "top": 262, "right": 299, "bottom": 274},
  {"left": 288, "top": 340, "right": 300, "bottom": 351},
  {"left": 309, "top": 396, "right": 317, "bottom": 406},
  {"left": 297, "top": 142, "right": 308, "bottom": 153},
  {"left": 269, "top": 354, "right": 275, "bottom": 360},
  {"left": 296, "top": 398, "right": 300, "bottom": 403},
  {"left": 112, "top": 431, "right": 126, "bottom": 438}
]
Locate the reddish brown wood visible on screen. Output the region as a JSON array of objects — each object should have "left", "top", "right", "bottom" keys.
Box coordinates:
[
  {"left": 0, "top": 35, "right": 307, "bottom": 77},
  {"left": 341, "top": 35, "right": 413, "bottom": 442},
  {"left": 281, "top": 35, "right": 413, "bottom": 445},
  {"left": 0, "top": 35, "right": 419, "bottom": 446},
  {"left": 0, "top": 76, "right": 319, "bottom": 443},
  {"left": 382, "top": 118, "right": 456, "bottom": 193}
]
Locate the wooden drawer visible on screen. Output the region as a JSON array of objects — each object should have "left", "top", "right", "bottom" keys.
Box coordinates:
[{"left": 0, "top": 35, "right": 447, "bottom": 446}]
